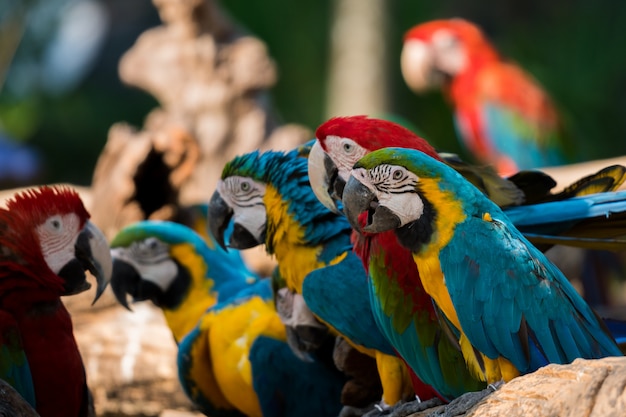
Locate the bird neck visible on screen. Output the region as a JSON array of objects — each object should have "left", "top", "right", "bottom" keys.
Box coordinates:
[{"left": 163, "top": 244, "right": 219, "bottom": 342}]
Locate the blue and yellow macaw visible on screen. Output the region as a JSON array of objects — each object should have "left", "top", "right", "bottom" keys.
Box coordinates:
[
  {"left": 207, "top": 147, "right": 426, "bottom": 408},
  {"left": 342, "top": 147, "right": 626, "bottom": 384},
  {"left": 109, "top": 220, "right": 345, "bottom": 417}
]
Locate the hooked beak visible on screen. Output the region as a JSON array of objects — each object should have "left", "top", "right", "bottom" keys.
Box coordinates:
[
  {"left": 208, "top": 190, "right": 233, "bottom": 250},
  {"left": 308, "top": 141, "right": 343, "bottom": 214},
  {"left": 61, "top": 221, "right": 112, "bottom": 303},
  {"left": 401, "top": 39, "right": 440, "bottom": 93},
  {"left": 109, "top": 256, "right": 139, "bottom": 311},
  {"left": 343, "top": 176, "right": 401, "bottom": 234},
  {"left": 208, "top": 189, "right": 264, "bottom": 250}
]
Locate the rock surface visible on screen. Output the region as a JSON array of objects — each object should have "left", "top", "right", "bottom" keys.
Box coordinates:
[{"left": 465, "top": 357, "right": 626, "bottom": 417}]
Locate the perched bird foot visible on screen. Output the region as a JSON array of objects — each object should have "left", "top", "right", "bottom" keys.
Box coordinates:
[
  {"left": 362, "top": 397, "right": 444, "bottom": 417},
  {"left": 429, "top": 381, "right": 504, "bottom": 417}
]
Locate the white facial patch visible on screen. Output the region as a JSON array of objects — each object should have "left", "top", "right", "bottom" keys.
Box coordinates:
[
  {"left": 324, "top": 135, "right": 368, "bottom": 181},
  {"left": 356, "top": 164, "right": 425, "bottom": 226},
  {"left": 431, "top": 29, "right": 467, "bottom": 75},
  {"left": 37, "top": 213, "right": 81, "bottom": 274},
  {"left": 217, "top": 176, "right": 267, "bottom": 241},
  {"left": 111, "top": 238, "right": 178, "bottom": 292}
]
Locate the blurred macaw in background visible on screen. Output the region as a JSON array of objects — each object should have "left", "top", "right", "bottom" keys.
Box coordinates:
[
  {"left": 401, "top": 18, "right": 568, "bottom": 176},
  {"left": 207, "top": 146, "right": 430, "bottom": 411},
  {"left": 110, "top": 220, "right": 346, "bottom": 417},
  {"left": 401, "top": 19, "right": 626, "bottom": 308},
  {"left": 0, "top": 186, "right": 112, "bottom": 417},
  {"left": 341, "top": 147, "right": 626, "bottom": 384}
]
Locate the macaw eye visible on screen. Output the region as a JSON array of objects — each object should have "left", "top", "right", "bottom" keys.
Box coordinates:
[
  {"left": 146, "top": 238, "right": 160, "bottom": 251},
  {"left": 45, "top": 216, "right": 63, "bottom": 232},
  {"left": 241, "top": 182, "right": 250, "bottom": 192},
  {"left": 342, "top": 142, "right": 354, "bottom": 154},
  {"left": 392, "top": 169, "right": 404, "bottom": 180}
]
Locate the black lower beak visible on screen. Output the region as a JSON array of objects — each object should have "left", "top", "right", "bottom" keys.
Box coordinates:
[
  {"left": 343, "top": 176, "right": 401, "bottom": 234},
  {"left": 208, "top": 191, "right": 234, "bottom": 250},
  {"left": 229, "top": 223, "right": 264, "bottom": 250},
  {"left": 110, "top": 258, "right": 141, "bottom": 311}
]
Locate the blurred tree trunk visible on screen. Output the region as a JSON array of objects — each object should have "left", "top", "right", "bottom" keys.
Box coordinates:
[{"left": 325, "top": 0, "right": 390, "bottom": 118}]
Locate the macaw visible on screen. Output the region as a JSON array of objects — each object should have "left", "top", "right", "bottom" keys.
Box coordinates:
[
  {"left": 341, "top": 147, "right": 625, "bottom": 384},
  {"left": 0, "top": 186, "right": 112, "bottom": 417},
  {"left": 401, "top": 18, "right": 568, "bottom": 176},
  {"left": 310, "top": 116, "right": 489, "bottom": 399},
  {"left": 110, "top": 220, "right": 345, "bottom": 417},
  {"left": 310, "top": 116, "right": 626, "bottom": 251},
  {"left": 309, "top": 115, "right": 626, "bottom": 399},
  {"left": 207, "top": 147, "right": 427, "bottom": 408}
]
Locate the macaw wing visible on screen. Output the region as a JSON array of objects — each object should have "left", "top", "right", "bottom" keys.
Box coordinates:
[
  {"left": 504, "top": 190, "right": 626, "bottom": 250},
  {"left": 480, "top": 102, "right": 564, "bottom": 170},
  {"left": 441, "top": 215, "right": 622, "bottom": 373},
  {"left": 475, "top": 64, "right": 566, "bottom": 170},
  {"left": 0, "top": 312, "right": 35, "bottom": 408},
  {"left": 250, "top": 335, "right": 345, "bottom": 417},
  {"left": 177, "top": 315, "right": 243, "bottom": 417},
  {"left": 302, "top": 251, "right": 395, "bottom": 355}
]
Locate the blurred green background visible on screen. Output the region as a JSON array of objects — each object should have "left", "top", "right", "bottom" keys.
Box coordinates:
[{"left": 1, "top": 0, "right": 626, "bottom": 187}]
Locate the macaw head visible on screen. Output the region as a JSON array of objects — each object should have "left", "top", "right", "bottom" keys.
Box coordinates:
[
  {"left": 110, "top": 220, "right": 255, "bottom": 311},
  {"left": 309, "top": 115, "right": 441, "bottom": 215},
  {"left": 208, "top": 147, "right": 339, "bottom": 254},
  {"left": 0, "top": 186, "right": 112, "bottom": 302},
  {"left": 401, "top": 18, "right": 499, "bottom": 93},
  {"left": 342, "top": 147, "right": 473, "bottom": 252}
]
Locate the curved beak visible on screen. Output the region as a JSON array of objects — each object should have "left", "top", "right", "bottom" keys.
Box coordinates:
[
  {"left": 109, "top": 254, "right": 139, "bottom": 311},
  {"left": 343, "top": 176, "right": 401, "bottom": 234},
  {"left": 208, "top": 187, "right": 264, "bottom": 250},
  {"left": 401, "top": 39, "right": 439, "bottom": 93},
  {"left": 308, "top": 141, "right": 342, "bottom": 214},
  {"left": 208, "top": 190, "right": 233, "bottom": 250},
  {"left": 71, "top": 221, "right": 112, "bottom": 304}
]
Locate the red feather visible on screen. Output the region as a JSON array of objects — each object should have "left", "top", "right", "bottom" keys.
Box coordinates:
[
  {"left": 0, "top": 186, "right": 91, "bottom": 417},
  {"left": 316, "top": 115, "right": 442, "bottom": 160},
  {"left": 0, "top": 186, "right": 90, "bottom": 293}
]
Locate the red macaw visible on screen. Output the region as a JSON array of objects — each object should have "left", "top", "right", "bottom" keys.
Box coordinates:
[
  {"left": 401, "top": 18, "right": 567, "bottom": 176},
  {"left": 0, "top": 186, "right": 112, "bottom": 417}
]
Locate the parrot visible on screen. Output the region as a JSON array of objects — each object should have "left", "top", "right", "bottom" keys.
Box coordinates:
[
  {"left": 309, "top": 115, "right": 626, "bottom": 401},
  {"left": 0, "top": 185, "right": 112, "bottom": 417},
  {"left": 401, "top": 18, "right": 569, "bottom": 176},
  {"left": 109, "top": 220, "right": 345, "bottom": 417},
  {"left": 310, "top": 116, "right": 626, "bottom": 252},
  {"left": 341, "top": 147, "right": 626, "bottom": 385},
  {"left": 207, "top": 147, "right": 431, "bottom": 408}
]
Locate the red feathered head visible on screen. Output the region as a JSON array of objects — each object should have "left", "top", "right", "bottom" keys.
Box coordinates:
[
  {"left": 0, "top": 186, "right": 110, "bottom": 300},
  {"left": 309, "top": 115, "right": 441, "bottom": 214},
  {"left": 401, "top": 19, "right": 499, "bottom": 92}
]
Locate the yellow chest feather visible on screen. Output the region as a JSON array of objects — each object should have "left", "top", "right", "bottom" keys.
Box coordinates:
[{"left": 163, "top": 243, "right": 218, "bottom": 342}]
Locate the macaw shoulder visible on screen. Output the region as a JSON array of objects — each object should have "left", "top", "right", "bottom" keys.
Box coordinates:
[{"left": 476, "top": 62, "right": 557, "bottom": 122}]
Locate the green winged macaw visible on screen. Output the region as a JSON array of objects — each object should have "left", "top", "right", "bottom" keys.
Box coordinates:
[
  {"left": 341, "top": 147, "right": 626, "bottom": 384},
  {"left": 0, "top": 186, "right": 112, "bottom": 417},
  {"left": 207, "top": 147, "right": 427, "bottom": 408},
  {"left": 401, "top": 18, "right": 569, "bottom": 176},
  {"left": 110, "top": 220, "right": 345, "bottom": 417}
]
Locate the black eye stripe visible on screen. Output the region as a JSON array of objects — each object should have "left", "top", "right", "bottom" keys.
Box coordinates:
[{"left": 369, "top": 165, "right": 417, "bottom": 192}]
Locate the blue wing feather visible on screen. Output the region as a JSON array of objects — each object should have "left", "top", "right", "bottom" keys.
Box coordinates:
[
  {"left": 442, "top": 214, "right": 622, "bottom": 373},
  {"left": 302, "top": 251, "right": 395, "bottom": 355},
  {"left": 0, "top": 313, "right": 36, "bottom": 408}
]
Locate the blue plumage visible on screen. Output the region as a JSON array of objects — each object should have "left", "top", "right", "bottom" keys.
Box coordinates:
[{"left": 345, "top": 147, "right": 624, "bottom": 383}]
